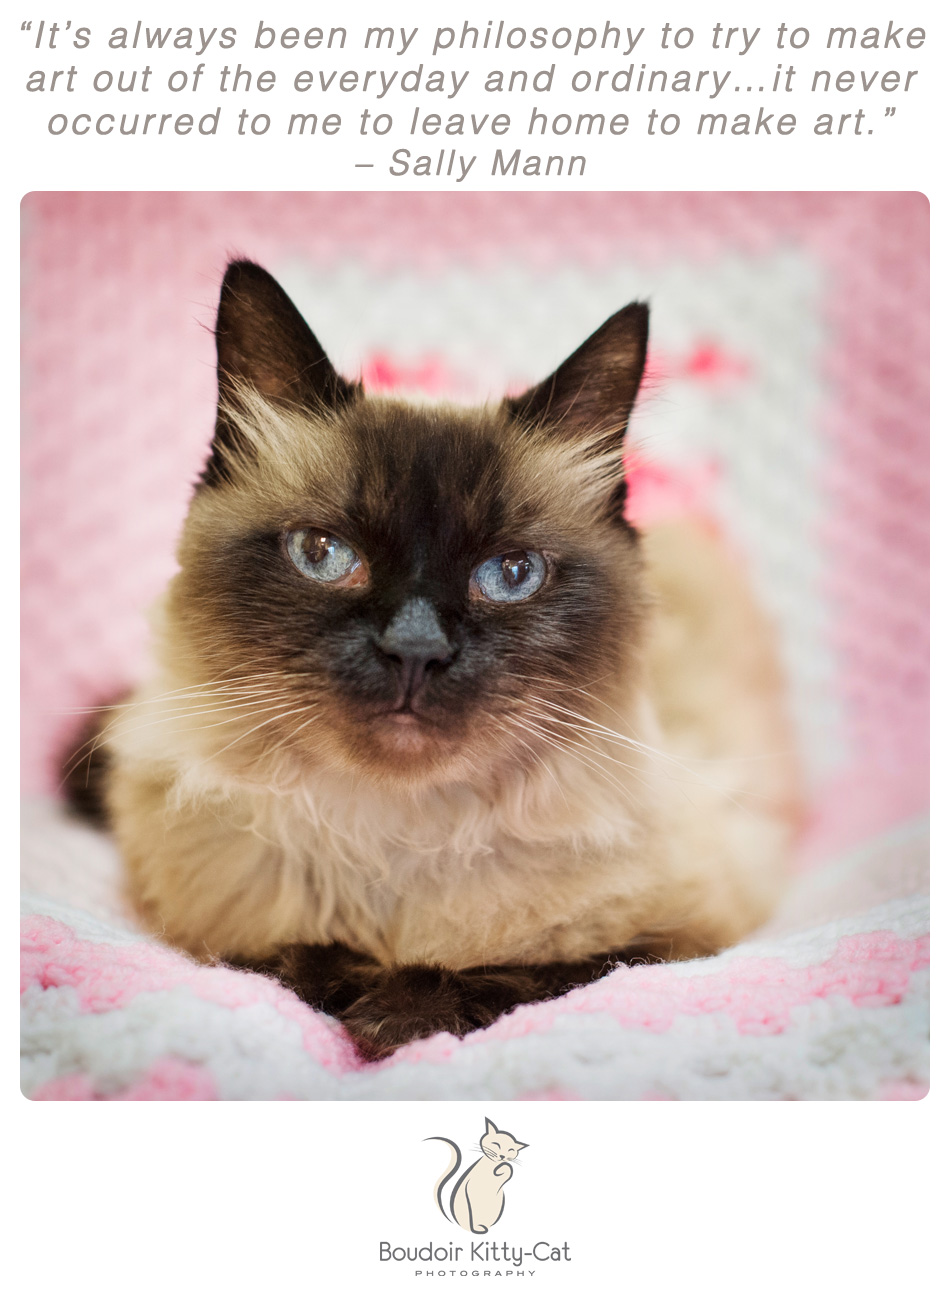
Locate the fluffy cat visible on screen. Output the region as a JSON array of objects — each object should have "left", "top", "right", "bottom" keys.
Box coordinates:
[
  {"left": 69, "top": 260, "right": 800, "bottom": 1060},
  {"left": 429, "top": 1118, "right": 528, "bottom": 1232}
]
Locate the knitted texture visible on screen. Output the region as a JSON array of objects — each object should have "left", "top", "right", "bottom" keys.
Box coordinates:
[
  {"left": 21, "top": 193, "right": 928, "bottom": 1098},
  {"left": 21, "top": 808, "right": 927, "bottom": 1100}
]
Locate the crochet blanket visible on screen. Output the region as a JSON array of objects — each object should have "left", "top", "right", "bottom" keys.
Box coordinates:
[{"left": 21, "top": 800, "right": 928, "bottom": 1100}]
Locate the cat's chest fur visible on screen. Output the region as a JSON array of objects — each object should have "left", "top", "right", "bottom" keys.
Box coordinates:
[{"left": 113, "top": 699, "right": 671, "bottom": 967}]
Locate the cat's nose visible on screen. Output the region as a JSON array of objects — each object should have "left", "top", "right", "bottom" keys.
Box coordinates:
[{"left": 378, "top": 597, "right": 455, "bottom": 698}]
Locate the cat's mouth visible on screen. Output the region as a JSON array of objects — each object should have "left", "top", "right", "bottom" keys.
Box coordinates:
[
  {"left": 384, "top": 711, "right": 425, "bottom": 725},
  {"left": 370, "top": 696, "right": 433, "bottom": 723},
  {"left": 339, "top": 688, "right": 490, "bottom": 778},
  {"left": 362, "top": 705, "right": 447, "bottom": 763},
  {"left": 365, "top": 700, "right": 440, "bottom": 736}
]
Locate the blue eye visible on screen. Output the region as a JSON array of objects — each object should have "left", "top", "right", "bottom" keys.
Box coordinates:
[
  {"left": 473, "top": 551, "right": 547, "bottom": 603},
  {"left": 286, "top": 529, "right": 367, "bottom": 586}
]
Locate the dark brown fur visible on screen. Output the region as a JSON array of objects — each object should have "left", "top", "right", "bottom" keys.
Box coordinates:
[{"left": 268, "top": 942, "right": 656, "bottom": 1061}]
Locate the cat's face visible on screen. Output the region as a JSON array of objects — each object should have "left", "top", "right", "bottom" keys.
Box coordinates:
[
  {"left": 167, "top": 262, "right": 650, "bottom": 790},
  {"left": 480, "top": 1119, "right": 528, "bottom": 1163}
]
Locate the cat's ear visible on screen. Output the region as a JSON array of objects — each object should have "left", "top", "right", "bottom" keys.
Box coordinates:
[
  {"left": 484, "top": 1118, "right": 498, "bottom": 1135},
  {"left": 202, "top": 259, "right": 361, "bottom": 486},
  {"left": 504, "top": 303, "right": 649, "bottom": 448},
  {"left": 514, "top": 1141, "right": 529, "bottom": 1151}
]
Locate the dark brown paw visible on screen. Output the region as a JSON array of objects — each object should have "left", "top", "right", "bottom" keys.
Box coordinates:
[
  {"left": 262, "top": 943, "right": 644, "bottom": 1062},
  {"left": 271, "top": 942, "right": 378, "bottom": 1015},
  {"left": 339, "top": 965, "right": 477, "bottom": 1061},
  {"left": 338, "top": 963, "right": 557, "bottom": 1060}
]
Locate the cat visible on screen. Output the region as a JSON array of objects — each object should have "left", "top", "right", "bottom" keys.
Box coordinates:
[
  {"left": 67, "top": 259, "right": 801, "bottom": 1060},
  {"left": 429, "top": 1119, "right": 528, "bottom": 1232}
]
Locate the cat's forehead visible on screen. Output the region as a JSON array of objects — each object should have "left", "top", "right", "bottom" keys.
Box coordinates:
[
  {"left": 345, "top": 408, "right": 536, "bottom": 558},
  {"left": 200, "top": 392, "right": 622, "bottom": 562},
  {"left": 346, "top": 403, "right": 508, "bottom": 515},
  {"left": 275, "top": 399, "right": 575, "bottom": 546}
]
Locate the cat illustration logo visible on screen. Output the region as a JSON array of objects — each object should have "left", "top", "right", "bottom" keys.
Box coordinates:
[{"left": 426, "top": 1118, "right": 529, "bottom": 1233}]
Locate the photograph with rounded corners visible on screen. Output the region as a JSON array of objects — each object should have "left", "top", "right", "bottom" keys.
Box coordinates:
[{"left": 21, "top": 191, "right": 928, "bottom": 1100}]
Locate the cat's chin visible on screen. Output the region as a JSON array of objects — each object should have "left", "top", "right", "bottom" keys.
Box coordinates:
[
  {"left": 371, "top": 711, "right": 436, "bottom": 754},
  {"left": 345, "top": 711, "right": 456, "bottom": 775},
  {"left": 329, "top": 710, "right": 493, "bottom": 789}
]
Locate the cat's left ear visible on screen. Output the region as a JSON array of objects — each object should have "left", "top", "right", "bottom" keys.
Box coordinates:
[
  {"left": 484, "top": 1117, "right": 498, "bottom": 1135},
  {"left": 203, "top": 259, "right": 362, "bottom": 486},
  {"left": 514, "top": 1141, "right": 529, "bottom": 1151},
  {"left": 504, "top": 303, "right": 649, "bottom": 449},
  {"left": 215, "top": 259, "right": 360, "bottom": 411}
]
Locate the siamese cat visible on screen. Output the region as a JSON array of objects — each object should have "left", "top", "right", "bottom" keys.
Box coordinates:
[
  {"left": 430, "top": 1119, "right": 528, "bottom": 1232},
  {"left": 68, "top": 260, "right": 800, "bottom": 1060}
]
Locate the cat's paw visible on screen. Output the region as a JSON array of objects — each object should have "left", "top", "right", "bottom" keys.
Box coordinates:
[
  {"left": 339, "top": 965, "right": 478, "bottom": 1061},
  {"left": 269, "top": 946, "right": 632, "bottom": 1058},
  {"left": 343, "top": 963, "right": 543, "bottom": 1060},
  {"left": 339, "top": 963, "right": 548, "bottom": 1060},
  {"left": 271, "top": 941, "right": 379, "bottom": 1014}
]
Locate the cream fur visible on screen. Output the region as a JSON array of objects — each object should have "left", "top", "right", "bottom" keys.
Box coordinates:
[{"left": 107, "top": 518, "right": 800, "bottom": 969}]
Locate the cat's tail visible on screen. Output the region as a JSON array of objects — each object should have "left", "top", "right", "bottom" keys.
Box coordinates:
[{"left": 426, "top": 1137, "right": 462, "bottom": 1225}]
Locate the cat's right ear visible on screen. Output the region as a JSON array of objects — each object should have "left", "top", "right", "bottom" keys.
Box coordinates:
[
  {"left": 202, "top": 260, "right": 361, "bottom": 487},
  {"left": 504, "top": 302, "right": 649, "bottom": 447}
]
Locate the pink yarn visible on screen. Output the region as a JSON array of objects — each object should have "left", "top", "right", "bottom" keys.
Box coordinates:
[
  {"left": 625, "top": 456, "right": 720, "bottom": 528},
  {"left": 877, "top": 1080, "right": 928, "bottom": 1100},
  {"left": 24, "top": 915, "right": 925, "bottom": 1057},
  {"left": 512, "top": 931, "right": 929, "bottom": 1038},
  {"left": 33, "top": 1058, "right": 219, "bottom": 1101},
  {"left": 30, "top": 1073, "right": 97, "bottom": 1100},
  {"left": 390, "top": 931, "right": 929, "bottom": 1064},
  {"left": 362, "top": 350, "right": 457, "bottom": 396},
  {"left": 22, "top": 910, "right": 927, "bottom": 1094},
  {"left": 20, "top": 915, "right": 362, "bottom": 1075},
  {"left": 516, "top": 1087, "right": 583, "bottom": 1101}
]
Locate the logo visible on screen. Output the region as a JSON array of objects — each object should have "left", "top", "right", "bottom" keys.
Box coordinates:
[
  {"left": 426, "top": 1116, "right": 529, "bottom": 1233},
  {"left": 375, "top": 1118, "right": 572, "bottom": 1270}
]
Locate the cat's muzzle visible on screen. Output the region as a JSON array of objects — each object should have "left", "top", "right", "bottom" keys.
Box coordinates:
[{"left": 376, "top": 596, "right": 458, "bottom": 711}]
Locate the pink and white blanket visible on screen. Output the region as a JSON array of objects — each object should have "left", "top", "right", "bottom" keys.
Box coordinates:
[
  {"left": 21, "top": 193, "right": 929, "bottom": 1099},
  {"left": 21, "top": 800, "right": 927, "bottom": 1101}
]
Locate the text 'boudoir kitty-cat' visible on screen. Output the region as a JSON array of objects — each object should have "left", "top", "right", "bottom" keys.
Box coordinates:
[{"left": 379, "top": 1240, "right": 571, "bottom": 1265}]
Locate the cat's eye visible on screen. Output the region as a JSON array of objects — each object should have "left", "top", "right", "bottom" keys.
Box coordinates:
[
  {"left": 285, "top": 528, "right": 367, "bottom": 587},
  {"left": 472, "top": 551, "right": 547, "bottom": 603}
]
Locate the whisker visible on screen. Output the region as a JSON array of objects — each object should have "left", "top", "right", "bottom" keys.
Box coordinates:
[
  {"left": 522, "top": 696, "right": 776, "bottom": 807},
  {"left": 508, "top": 703, "right": 748, "bottom": 816},
  {"left": 262, "top": 708, "right": 323, "bottom": 759},
  {"left": 207, "top": 703, "right": 323, "bottom": 761},
  {"left": 57, "top": 675, "right": 299, "bottom": 715},
  {"left": 71, "top": 689, "right": 294, "bottom": 726},
  {"left": 503, "top": 670, "right": 613, "bottom": 699},
  {"left": 505, "top": 674, "right": 789, "bottom": 767},
  {"left": 481, "top": 711, "right": 570, "bottom": 801},
  {"left": 520, "top": 706, "right": 690, "bottom": 782},
  {"left": 60, "top": 696, "right": 304, "bottom": 784},
  {"left": 530, "top": 690, "right": 788, "bottom": 768},
  {"left": 502, "top": 714, "right": 643, "bottom": 807},
  {"left": 521, "top": 704, "right": 766, "bottom": 815}
]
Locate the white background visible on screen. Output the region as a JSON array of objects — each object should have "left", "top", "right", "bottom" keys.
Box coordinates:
[{"left": 9, "top": 2, "right": 942, "bottom": 1286}]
